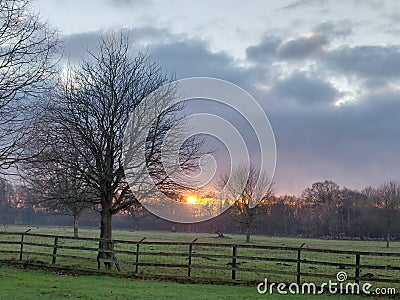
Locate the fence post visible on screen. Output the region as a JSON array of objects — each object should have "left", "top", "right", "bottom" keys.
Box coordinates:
[
  {"left": 232, "top": 245, "right": 237, "bottom": 280},
  {"left": 355, "top": 253, "right": 360, "bottom": 284},
  {"left": 135, "top": 237, "right": 146, "bottom": 273},
  {"left": 19, "top": 229, "right": 31, "bottom": 261},
  {"left": 188, "top": 238, "right": 198, "bottom": 277},
  {"left": 19, "top": 234, "right": 24, "bottom": 261},
  {"left": 52, "top": 236, "right": 59, "bottom": 264},
  {"left": 297, "top": 243, "right": 306, "bottom": 285}
]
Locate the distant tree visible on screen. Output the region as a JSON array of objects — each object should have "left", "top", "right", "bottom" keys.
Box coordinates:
[
  {"left": 219, "top": 166, "right": 273, "bottom": 242},
  {"left": 28, "top": 165, "right": 93, "bottom": 238},
  {"left": 21, "top": 129, "right": 94, "bottom": 238},
  {"left": 0, "top": 178, "right": 15, "bottom": 225},
  {"left": 302, "top": 180, "right": 341, "bottom": 236},
  {"left": 337, "top": 188, "right": 358, "bottom": 236},
  {"left": 263, "top": 195, "right": 299, "bottom": 236},
  {"left": 0, "top": 0, "right": 59, "bottom": 171},
  {"left": 125, "top": 197, "right": 146, "bottom": 231},
  {"left": 374, "top": 181, "right": 400, "bottom": 248},
  {"left": 352, "top": 187, "right": 379, "bottom": 238}
]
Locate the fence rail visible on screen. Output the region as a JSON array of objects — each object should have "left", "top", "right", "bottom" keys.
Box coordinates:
[{"left": 0, "top": 231, "right": 399, "bottom": 286}]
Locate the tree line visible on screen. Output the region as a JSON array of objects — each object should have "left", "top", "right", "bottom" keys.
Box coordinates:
[{"left": 1, "top": 178, "right": 399, "bottom": 247}]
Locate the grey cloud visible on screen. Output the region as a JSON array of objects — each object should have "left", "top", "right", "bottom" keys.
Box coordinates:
[
  {"left": 313, "top": 20, "right": 353, "bottom": 38},
  {"left": 270, "top": 73, "right": 338, "bottom": 105},
  {"left": 62, "top": 32, "right": 101, "bottom": 62},
  {"left": 283, "top": 0, "right": 327, "bottom": 10},
  {"left": 105, "top": 0, "right": 151, "bottom": 7},
  {"left": 131, "top": 27, "right": 175, "bottom": 42},
  {"left": 362, "top": 78, "right": 387, "bottom": 89},
  {"left": 353, "top": 0, "right": 382, "bottom": 10},
  {"left": 269, "top": 88, "right": 400, "bottom": 193},
  {"left": 148, "top": 39, "right": 266, "bottom": 87},
  {"left": 277, "top": 34, "right": 328, "bottom": 60},
  {"left": 61, "top": 27, "right": 177, "bottom": 62},
  {"left": 385, "top": 12, "right": 400, "bottom": 24},
  {"left": 246, "top": 34, "right": 327, "bottom": 63},
  {"left": 245, "top": 35, "right": 281, "bottom": 64},
  {"left": 61, "top": 28, "right": 267, "bottom": 87},
  {"left": 326, "top": 45, "right": 400, "bottom": 78}
]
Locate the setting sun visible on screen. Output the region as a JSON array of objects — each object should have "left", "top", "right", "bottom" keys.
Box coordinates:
[{"left": 186, "top": 196, "right": 197, "bottom": 204}]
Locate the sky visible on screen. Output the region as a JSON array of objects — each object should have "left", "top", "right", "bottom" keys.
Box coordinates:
[{"left": 33, "top": 0, "right": 400, "bottom": 195}]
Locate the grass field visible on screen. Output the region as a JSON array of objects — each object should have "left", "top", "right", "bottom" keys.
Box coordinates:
[
  {"left": 0, "top": 265, "right": 395, "bottom": 300},
  {"left": 4, "top": 224, "right": 400, "bottom": 251},
  {"left": 0, "top": 225, "right": 399, "bottom": 299}
]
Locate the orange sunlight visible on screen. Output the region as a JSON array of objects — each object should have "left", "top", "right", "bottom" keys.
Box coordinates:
[{"left": 186, "top": 196, "right": 198, "bottom": 204}]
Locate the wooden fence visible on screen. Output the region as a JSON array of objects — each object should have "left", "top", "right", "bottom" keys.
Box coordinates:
[{"left": 0, "top": 231, "right": 399, "bottom": 286}]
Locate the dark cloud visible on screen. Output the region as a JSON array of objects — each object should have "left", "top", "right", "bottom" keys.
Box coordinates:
[
  {"left": 246, "top": 35, "right": 281, "bottom": 64},
  {"left": 148, "top": 39, "right": 266, "bottom": 87},
  {"left": 277, "top": 34, "right": 328, "bottom": 60},
  {"left": 325, "top": 45, "right": 400, "bottom": 78},
  {"left": 62, "top": 32, "right": 101, "bottom": 62},
  {"left": 270, "top": 73, "right": 339, "bottom": 106},
  {"left": 246, "top": 34, "right": 327, "bottom": 63},
  {"left": 268, "top": 88, "right": 400, "bottom": 193}
]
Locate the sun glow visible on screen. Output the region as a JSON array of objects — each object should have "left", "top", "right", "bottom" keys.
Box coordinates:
[{"left": 186, "top": 196, "right": 198, "bottom": 204}]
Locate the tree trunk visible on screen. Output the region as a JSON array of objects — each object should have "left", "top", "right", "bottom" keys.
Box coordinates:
[
  {"left": 386, "top": 225, "right": 390, "bottom": 248},
  {"left": 99, "top": 203, "right": 113, "bottom": 270},
  {"left": 73, "top": 214, "right": 79, "bottom": 238},
  {"left": 246, "top": 225, "right": 251, "bottom": 243},
  {"left": 347, "top": 206, "right": 350, "bottom": 235},
  {"left": 134, "top": 218, "right": 139, "bottom": 231}
]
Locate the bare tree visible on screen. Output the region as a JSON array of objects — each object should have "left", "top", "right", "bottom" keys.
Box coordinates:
[
  {"left": 375, "top": 181, "right": 400, "bottom": 248},
  {"left": 0, "top": 0, "right": 59, "bottom": 171},
  {"left": 25, "top": 161, "right": 93, "bottom": 238},
  {"left": 40, "top": 33, "right": 204, "bottom": 268},
  {"left": 219, "top": 166, "right": 273, "bottom": 242}
]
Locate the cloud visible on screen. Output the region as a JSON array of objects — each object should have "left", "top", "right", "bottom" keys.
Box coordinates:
[
  {"left": 277, "top": 34, "right": 328, "bottom": 60},
  {"left": 246, "top": 33, "right": 328, "bottom": 63},
  {"left": 105, "top": 0, "right": 151, "bottom": 7},
  {"left": 268, "top": 88, "right": 400, "bottom": 193},
  {"left": 61, "top": 27, "right": 177, "bottom": 62},
  {"left": 325, "top": 45, "right": 400, "bottom": 78},
  {"left": 282, "top": 0, "right": 327, "bottom": 10},
  {"left": 148, "top": 38, "right": 266, "bottom": 87},
  {"left": 62, "top": 32, "right": 101, "bottom": 62},
  {"left": 245, "top": 35, "right": 281, "bottom": 64},
  {"left": 362, "top": 78, "right": 387, "bottom": 90},
  {"left": 269, "top": 73, "right": 339, "bottom": 106},
  {"left": 313, "top": 20, "right": 353, "bottom": 38}
]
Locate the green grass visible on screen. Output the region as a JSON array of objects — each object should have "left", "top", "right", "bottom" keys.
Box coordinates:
[
  {"left": 0, "top": 265, "right": 394, "bottom": 300},
  {"left": 4, "top": 225, "right": 400, "bottom": 252}
]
